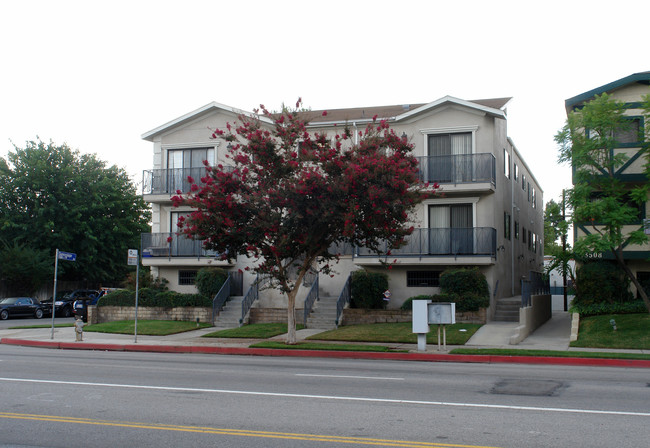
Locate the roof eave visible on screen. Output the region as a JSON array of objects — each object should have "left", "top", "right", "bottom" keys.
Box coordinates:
[
  {"left": 141, "top": 102, "right": 273, "bottom": 141},
  {"left": 564, "top": 71, "right": 650, "bottom": 113}
]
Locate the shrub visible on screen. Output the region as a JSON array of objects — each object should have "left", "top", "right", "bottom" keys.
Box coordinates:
[
  {"left": 195, "top": 267, "right": 228, "bottom": 299},
  {"left": 350, "top": 270, "right": 389, "bottom": 309},
  {"left": 570, "top": 300, "right": 647, "bottom": 316},
  {"left": 439, "top": 268, "right": 489, "bottom": 299},
  {"left": 400, "top": 295, "right": 432, "bottom": 311},
  {"left": 99, "top": 288, "right": 211, "bottom": 308},
  {"left": 574, "top": 261, "right": 633, "bottom": 306}
]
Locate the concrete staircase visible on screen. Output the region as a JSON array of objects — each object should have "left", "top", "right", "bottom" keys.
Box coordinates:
[
  {"left": 214, "top": 296, "right": 245, "bottom": 328},
  {"left": 493, "top": 296, "right": 521, "bottom": 322},
  {"left": 305, "top": 295, "right": 339, "bottom": 330}
]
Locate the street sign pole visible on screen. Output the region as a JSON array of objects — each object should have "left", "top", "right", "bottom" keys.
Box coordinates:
[
  {"left": 128, "top": 249, "right": 139, "bottom": 343},
  {"left": 51, "top": 249, "right": 77, "bottom": 339},
  {"left": 51, "top": 249, "right": 59, "bottom": 339}
]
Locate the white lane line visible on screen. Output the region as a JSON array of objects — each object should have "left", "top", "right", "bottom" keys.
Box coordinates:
[
  {"left": 296, "top": 374, "right": 404, "bottom": 381},
  {"left": 1, "top": 377, "right": 648, "bottom": 417}
]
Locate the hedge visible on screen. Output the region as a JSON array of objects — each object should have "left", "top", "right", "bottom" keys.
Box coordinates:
[{"left": 99, "top": 288, "right": 211, "bottom": 307}]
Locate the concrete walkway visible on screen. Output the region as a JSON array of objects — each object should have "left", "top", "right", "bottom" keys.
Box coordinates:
[{"left": 466, "top": 311, "right": 572, "bottom": 349}]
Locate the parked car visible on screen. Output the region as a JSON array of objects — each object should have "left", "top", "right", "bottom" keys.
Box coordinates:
[
  {"left": 0, "top": 297, "right": 52, "bottom": 320},
  {"left": 73, "top": 288, "right": 117, "bottom": 321},
  {"left": 43, "top": 289, "right": 98, "bottom": 318}
]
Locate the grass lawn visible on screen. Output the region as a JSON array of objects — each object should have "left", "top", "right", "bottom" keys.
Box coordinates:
[
  {"left": 450, "top": 348, "right": 650, "bottom": 360},
  {"left": 203, "top": 323, "right": 305, "bottom": 339},
  {"left": 570, "top": 313, "right": 650, "bottom": 350},
  {"left": 84, "top": 320, "right": 212, "bottom": 336},
  {"left": 307, "top": 322, "right": 481, "bottom": 345},
  {"left": 250, "top": 341, "right": 406, "bottom": 352}
]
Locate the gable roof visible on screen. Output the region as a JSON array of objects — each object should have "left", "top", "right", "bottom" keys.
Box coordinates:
[
  {"left": 303, "top": 96, "right": 511, "bottom": 126},
  {"left": 141, "top": 102, "right": 274, "bottom": 141},
  {"left": 565, "top": 71, "right": 650, "bottom": 113},
  {"left": 142, "top": 96, "right": 512, "bottom": 140}
]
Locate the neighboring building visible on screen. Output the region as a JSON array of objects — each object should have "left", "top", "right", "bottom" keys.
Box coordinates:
[
  {"left": 564, "top": 72, "right": 650, "bottom": 297},
  {"left": 141, "top": 96, "right": 544, "bottom": 322}
]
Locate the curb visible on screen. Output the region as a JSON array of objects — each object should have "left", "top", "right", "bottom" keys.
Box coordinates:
[{"left": 2, "top": 338, "right": 649, "bottom": 368}]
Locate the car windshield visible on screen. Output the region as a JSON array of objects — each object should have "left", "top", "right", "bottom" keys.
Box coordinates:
[{"left": 0, "top": 298, "right": 19, "bottom": 304}]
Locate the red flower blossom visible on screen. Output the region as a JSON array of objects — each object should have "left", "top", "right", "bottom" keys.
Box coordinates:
[{"left": 322, "top": 111, "right": 328, "bottom": 116}]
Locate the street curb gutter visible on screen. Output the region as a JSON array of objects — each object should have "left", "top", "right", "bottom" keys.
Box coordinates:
[{"left": 2, "top": 338, "right": 649, "bottom": 368}]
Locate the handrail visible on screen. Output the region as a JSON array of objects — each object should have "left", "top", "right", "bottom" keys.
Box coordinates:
[
  {"left": 212, "top": 275, "right": 231, "bottom": 324},
  {"left": 521, "top": 271, "right": 550, "bottom": 308},
  {"left": 239, "top": 275, "right": 260, "bottom": 326},
  {"left": 302, "top": 273, "right": 319, "bottom": 326},
  {"left": 335, "top": 274, "right": 352, "bottom": 328}
]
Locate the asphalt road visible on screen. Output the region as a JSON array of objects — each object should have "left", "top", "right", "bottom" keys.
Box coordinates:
[{"left": 0, "top": 346, "right": 648, "bottom": 448}]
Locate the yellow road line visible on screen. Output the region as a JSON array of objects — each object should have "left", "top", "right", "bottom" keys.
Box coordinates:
[{"left": 0, "top": 412, "right": 501, "bottom": 448}]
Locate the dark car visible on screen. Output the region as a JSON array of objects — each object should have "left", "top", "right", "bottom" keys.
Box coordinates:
[
  {"left": 0, "top": 297, "right": 51, "bottom": 320},
  {"left": 41, "top": 290, "right": 75, "bottom": 317}
]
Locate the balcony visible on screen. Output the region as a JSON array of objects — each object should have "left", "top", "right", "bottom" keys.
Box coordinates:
[
  {"left": 355, "top": 227, "right": 496, "bottom": 258},
  {"left": 417, "top": 154, "right": 496, "bottom": 189},
  {"left": 141, "top": 233, "right": 222, "bottom": 260},
  {"left": 142, "top": 167, "right": 234, "bottom": 196}
]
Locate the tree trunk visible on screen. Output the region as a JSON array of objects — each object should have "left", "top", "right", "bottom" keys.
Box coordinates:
[
  {"left": 286, "top": 287, "right": 297, "bottom": 344},
  {"left": 613, "top": 248, "right": 650, "bottom": 313}
]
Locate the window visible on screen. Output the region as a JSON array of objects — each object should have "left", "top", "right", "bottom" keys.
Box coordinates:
[
  {"left": 178, "top": 270, "right": 198, "bottom": 285},
  {"left": 514, "top": 163, "right": 519, "bottom": 181},
  {"left": 167, "top": 147, "right": 216, "bottom": 192},
  {"left": 504, "top": 212, "right": 511, "bottom": 240},
  {"left": 522, "top": 174, "right": 526, "bottom": 191},
  {"left": 514, "top": 221, "right": 520, "bottom": 239},
  {"left": 426, "top": 133, "right": 473, "bottom": 183},
  {"left": 527, "top": 182, "right": 531, "bottom": 201},
  {"left": 428, "top": 203, "right": 473, "bottom": 254},
  {"left": 522, "top": 226, "right": 527, "bottom": 244},
  {"left": 407, "top": 271, "right": 441, "bottom": 287},
  {"left": 615, "top": 117, "right": 642, "bottom": 145},
  {"left": 427, "top": 133, "right": 472, "bottom": 156},
  {"left": 532, "top": 187, "right": 537, "bottom": 209},
  {"left": 503, "top": 148, "right": 510, "bottom": 178},
  {"left": 527, "top": 230, "right": 532, "bottom": 250}
]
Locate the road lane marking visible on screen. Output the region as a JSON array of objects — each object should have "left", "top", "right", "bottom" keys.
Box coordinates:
[
  {"left": 1, "top": 377, "right": 649, "bottom": 417},
  {"left": 0, "top": 411, "right": 498, "bottom": 448},
  {"left": 296, "top": 374, "right": 404, "bottom": 381}
]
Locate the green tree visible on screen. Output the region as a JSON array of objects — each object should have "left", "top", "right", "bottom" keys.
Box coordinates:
[
  {"left": 0, "top": 139, "right": 151, "bottom": 285},
  {"left": 0, "top": 239, "right": 52, "bottom": 295},
  {"left": 555, "top": 93, "right": 650, "bottom": 312}
]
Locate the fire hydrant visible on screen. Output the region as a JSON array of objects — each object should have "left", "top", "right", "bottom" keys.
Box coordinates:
[{"left": 74, "top": 316, "right": 85, "bottom": 342}]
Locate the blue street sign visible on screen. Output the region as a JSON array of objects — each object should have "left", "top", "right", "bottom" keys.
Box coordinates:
[{"left": 57, "top": 251, "right": 77, "bottom": 261}]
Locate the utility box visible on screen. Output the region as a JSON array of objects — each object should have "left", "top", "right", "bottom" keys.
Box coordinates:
[
  {"left": 412, "top": 300, "right": 431, "bottom": 333},
  {"left": 428, "top": 302, "right": 456, "bottom": 325},
  {"left": 412, "top": 300, "right": 456, "bottom": 351}
]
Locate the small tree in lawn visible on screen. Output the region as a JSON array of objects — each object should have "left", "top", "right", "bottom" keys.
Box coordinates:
[
  {"left": 555, "top": 93, "right": 650, "bottom": 312},
  {"left": 173, "top": 100, "right": 435, "bottom": 343}
]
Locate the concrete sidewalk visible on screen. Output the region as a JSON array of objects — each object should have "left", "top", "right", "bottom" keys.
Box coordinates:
[{"left": 1, "top": 313, "right": 648, "bottom": 368}]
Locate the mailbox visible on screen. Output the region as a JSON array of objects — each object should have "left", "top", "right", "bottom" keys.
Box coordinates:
[
  {"left": 428, "top": 302, "right": 456, "bottom": 325},
  {"left": 412, "top": 300, "right": 456, "bottom": 351}
]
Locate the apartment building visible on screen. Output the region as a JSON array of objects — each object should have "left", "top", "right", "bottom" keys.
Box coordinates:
[
  {"left": 141, "top": 96, "right": 544, "bottom": 321},
  {"left": 564, "top": 72, "right": 650, "bottom": 293}
]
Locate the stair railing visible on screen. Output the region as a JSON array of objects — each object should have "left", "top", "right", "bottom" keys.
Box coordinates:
[
  {"left": 302, "top": 273, "right": 320, "bottom": 326},
  {"left": 239, "top": 274, "right": 265, "bottom": 326},
  {"left": 335, "top": 274, "right": 351, "bottom": 328},
  {"left": 212, "top": 275, "right": 232, "bottom": 324}
]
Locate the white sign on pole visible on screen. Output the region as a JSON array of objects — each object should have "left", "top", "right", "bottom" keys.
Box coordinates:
[{"left": 128, "top": 249, "right": 138, "bottom": 266}]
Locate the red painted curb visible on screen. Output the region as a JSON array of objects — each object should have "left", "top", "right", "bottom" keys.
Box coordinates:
[{"left": 2, "top": 338, "right": 648, "bottom": 368}]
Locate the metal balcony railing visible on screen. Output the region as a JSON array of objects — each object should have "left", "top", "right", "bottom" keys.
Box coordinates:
[
  {"left": 142, "top": 167, "right": 234, "bottom": 195},
  {"left": 141, "top": 233, "right": 221, "bottom": 259},
  {"left": 355, "top": 227, "right": 497, "bottom": 257},
  {"left": 417, "top": 153, "right": 496, "bottom": 185}
]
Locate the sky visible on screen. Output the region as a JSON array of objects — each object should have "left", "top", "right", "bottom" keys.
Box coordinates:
[{"left": 1, "top": 0, "right": 648, "bottom": 209}]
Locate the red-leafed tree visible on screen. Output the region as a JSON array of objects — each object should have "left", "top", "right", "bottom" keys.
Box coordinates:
[{"left": 173, "top": 100, "right": 435, "bottom": 343}]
